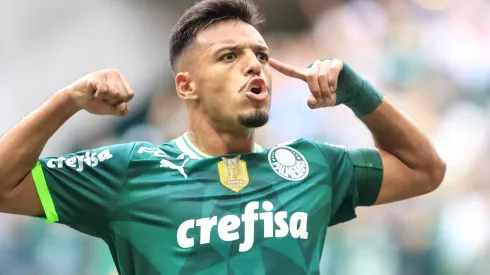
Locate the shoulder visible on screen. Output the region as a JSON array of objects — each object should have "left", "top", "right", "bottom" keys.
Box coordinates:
[
  {"left": 272, "top": 138, "right": 347, "bottom": 154},
  {"left": 269, "top": 138, "right": 350, "bottom": 167},
  {"left": 126, "top": 140, "right": 185, "bottom": 161},
  {"left": 83, "top": 140, "right": 186, "bottom": 163}
]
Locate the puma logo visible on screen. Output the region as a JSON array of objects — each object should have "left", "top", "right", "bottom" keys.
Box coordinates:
[{"left": 160, "top": 158, "right": 190, "bottom": 178}]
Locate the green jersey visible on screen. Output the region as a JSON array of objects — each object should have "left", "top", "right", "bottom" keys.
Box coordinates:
[{"left": 31, "top": 133, "right": 383, "bottom": 275}]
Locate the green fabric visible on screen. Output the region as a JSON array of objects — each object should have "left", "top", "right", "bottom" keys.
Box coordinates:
[
  {"left": 347, "top": 148, "right": 384, "bottom": 206},
  {"left": 33, "top": 135, "right": 383, "bottom": 274},
  {"left": 32, "top": 161, "right": 59, "bottom": 222}
]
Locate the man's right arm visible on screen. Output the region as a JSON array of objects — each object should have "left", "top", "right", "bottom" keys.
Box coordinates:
[
  {"left": 0, "top": 89, "right": 80, "bottom": 216},
  {"left": 0, "top": 69, "right": 134, "bottom": 217}
]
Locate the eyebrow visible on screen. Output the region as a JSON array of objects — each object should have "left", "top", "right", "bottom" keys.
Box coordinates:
[{"left": 213, "top": 44, "right": 270, "bottom": 56}]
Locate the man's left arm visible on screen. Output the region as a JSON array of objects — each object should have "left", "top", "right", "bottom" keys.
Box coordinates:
[
  {"left": 360, "top": 98, "right": 446, "bottom": 205},
  {"left": 269, "top": 58, "right": 446, "bottom": 205}
]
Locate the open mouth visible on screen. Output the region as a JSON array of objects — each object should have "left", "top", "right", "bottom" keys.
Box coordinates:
[
  {"left": 250, "top": 86, "right": 262, "bottom": 94},
  {"left": 247, "top": 78, "right": 266, "bottom": 94},
  {"left": 245, "top": 78, "right": 268, "bottom": 101}
]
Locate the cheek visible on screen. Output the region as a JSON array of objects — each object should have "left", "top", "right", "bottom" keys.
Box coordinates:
[
  {"left": 196, "top": 73, "right": 221, "bottom": 99},
  {"left": 203, "top": 81, "right": 230, "bottom": 101},
  {"left": 263, "top": 67, "right": 272, "bottom": 85},
  {"left": 204, "top": 76, "right": 238, "bottom": 98},
  {"left": 199, "top": 78, "right": 237, "bottom": 111},
  {"left": 195, "top": 66, "right": 243, "bottom": 107}
]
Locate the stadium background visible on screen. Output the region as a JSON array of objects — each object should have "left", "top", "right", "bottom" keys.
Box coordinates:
[{"left": 1, "top": 0, "right": 490, "bottom": 274}]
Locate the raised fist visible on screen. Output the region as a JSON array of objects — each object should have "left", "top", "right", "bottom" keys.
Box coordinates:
[{"left": 68, "top": 69, "right": 134, "bottom": 116}]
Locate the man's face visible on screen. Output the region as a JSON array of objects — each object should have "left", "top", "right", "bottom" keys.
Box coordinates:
[{"left": 183, "top": 20, "right": 272, "bottom": 130}]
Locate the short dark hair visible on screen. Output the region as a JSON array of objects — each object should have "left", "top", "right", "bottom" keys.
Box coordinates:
[{"left": 169, "top": 0, "right": 264, "bottom": 73}]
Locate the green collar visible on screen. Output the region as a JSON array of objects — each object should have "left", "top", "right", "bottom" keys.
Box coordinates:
[{"left": 175, "top": 132, "right": 264, "bottom": 159}]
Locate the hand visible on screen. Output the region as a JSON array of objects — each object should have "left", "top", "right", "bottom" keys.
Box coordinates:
[
  {"left": 67, "top": 69, "right": 134, "bottom": 116},
  {"left": 270, "top": 58, "right": 343, "bottom": 109}
]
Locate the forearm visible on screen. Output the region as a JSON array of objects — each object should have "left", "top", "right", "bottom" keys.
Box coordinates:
[
  {"left": 330, "top": 61, "right": 445, "bottom": 186},
  {"left": 293, "top": 58, "right": 445, "bottom": 203},
  {"left": 0, "top": 88, "right": 80, "bottom": 192},
  {"left": 361, "top": 98, "right": 445, "bottom": 182}
]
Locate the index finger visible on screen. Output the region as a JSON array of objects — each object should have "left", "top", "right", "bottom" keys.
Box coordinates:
[{"left": 269, "top": 58, "right": 307, "bottom": 81}]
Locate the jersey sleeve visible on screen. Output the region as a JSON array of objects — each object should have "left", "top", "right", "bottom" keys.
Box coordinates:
[
  {"left": 311, "top": 141, "right": 383, "bottom": 226},
  {"left": 31, "top": 142, "right": 136, "bottom": 237}
]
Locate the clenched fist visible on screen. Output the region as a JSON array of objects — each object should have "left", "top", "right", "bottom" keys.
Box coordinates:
[{"left": 67, "top": 69, "right": 134, "bottom": 116}]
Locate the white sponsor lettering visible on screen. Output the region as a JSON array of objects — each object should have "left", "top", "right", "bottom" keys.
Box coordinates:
[
  {"left": 138, "top": 147, "right": 169, "bottom": 157},
  {"left": 268, "top": 146, "right": 309, "bottom": 181},
  {"left": 271, "top": 161, "right": 307, "bottom": 180},
  {"left": 46, "top": 149, "right": 113, "bottom": 172},
  {"left": 176, "top": 201, "right": 309, "bottom": 252}
]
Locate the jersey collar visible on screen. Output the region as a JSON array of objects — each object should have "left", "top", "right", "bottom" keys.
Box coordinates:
[{"left": 175, "top": 132, "right": 264, "bottom": 159}]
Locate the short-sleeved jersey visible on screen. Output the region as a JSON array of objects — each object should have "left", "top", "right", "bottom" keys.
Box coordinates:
[{"left": 31, "top": 133, "right": 383, "bottom": 275}]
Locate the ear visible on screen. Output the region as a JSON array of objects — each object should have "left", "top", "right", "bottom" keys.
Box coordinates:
[{"left": 175, "top": 72, "right": 199, "bottom": 101}]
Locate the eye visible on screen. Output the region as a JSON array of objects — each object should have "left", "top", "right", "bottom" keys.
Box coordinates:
[
  {"left": 257, "top": 53, "right": 269, "bottom": 62},
  {"left": 220, "top": 53, "right": 236, "bottom": 62}
]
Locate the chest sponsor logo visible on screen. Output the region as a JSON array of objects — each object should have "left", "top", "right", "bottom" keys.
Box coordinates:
[
  {"left": 217, "top": 155, "right": 249, "bottom": 192},
  {"left": 46, "top": 149, "right": 113, "bottom": 172},
  {"left": 268, "top": 146, "right": 309, "bottom": 181},
  {"left": 177, "top": 201, "right": 309, "bottom": 252}
]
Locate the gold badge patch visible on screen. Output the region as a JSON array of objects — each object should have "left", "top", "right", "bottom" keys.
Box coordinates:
[{"left": 218, "top": 155, "right": 249, "bottom": 192}]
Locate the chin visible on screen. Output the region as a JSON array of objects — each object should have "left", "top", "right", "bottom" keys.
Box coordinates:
[{"left": 237, "top": 109, "right": 269, "bottom": 128}]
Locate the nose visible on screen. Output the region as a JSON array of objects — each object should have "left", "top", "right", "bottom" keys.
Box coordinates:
[{"left": 243, "top": 52, "right": 262, "bottom": 77}]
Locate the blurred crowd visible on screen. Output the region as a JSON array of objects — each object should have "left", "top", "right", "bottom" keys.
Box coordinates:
[{"left": 1, "top": 0, "right": 490, "bottom": 274}]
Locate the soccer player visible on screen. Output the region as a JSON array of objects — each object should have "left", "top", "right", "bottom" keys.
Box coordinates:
[{"left": 0, "top": 0, "right": 446, "bottom": 274}]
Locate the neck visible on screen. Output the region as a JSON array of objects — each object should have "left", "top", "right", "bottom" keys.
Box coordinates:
[{"left": 187, "top": 114, "right": 256, "bottom": 156}]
